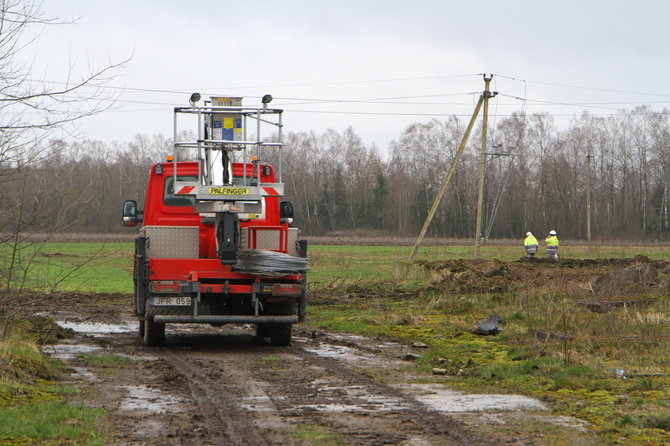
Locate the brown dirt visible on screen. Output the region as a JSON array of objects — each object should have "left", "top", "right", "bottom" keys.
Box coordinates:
[
  {"left": 31, "top": 291, "right": 603, "bottom": 446},
  {"left": 415, "top": 257, "right": 670, "bottom": 298}
]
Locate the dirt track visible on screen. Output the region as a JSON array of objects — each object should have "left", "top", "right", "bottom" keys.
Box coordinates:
[{"left": 35, "top": 293, "right": 600, "bottom": 445}]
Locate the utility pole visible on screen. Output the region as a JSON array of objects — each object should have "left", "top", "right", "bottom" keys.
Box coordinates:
[
  {"left": 586, "top": 152, "right": 592, "bottom": 242},
  {"left": 408, "top": 90, "right": 486, "bottom": 261},
  {"left": 474, "top": 74, "right": 497, "bottom": 257}
]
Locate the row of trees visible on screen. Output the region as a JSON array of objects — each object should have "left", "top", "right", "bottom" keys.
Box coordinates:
[
  {"left": 7, "top": 105, "right": 670, "bottom": 241},
  {"left": 282, "top": 106, "right": 670, "bottom": 240}
]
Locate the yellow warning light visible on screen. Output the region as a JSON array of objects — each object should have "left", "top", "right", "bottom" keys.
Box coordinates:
[
  {"left": 251, "top": 156, "right": 257, "bottom": 161},
  {"left": 167, "top": 155, "right": 173, "bottom": 162}
]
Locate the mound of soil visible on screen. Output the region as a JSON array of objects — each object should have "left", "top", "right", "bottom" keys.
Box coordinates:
[
  {"left": 590, "top": 263, "right": 659, "bottom": 294},
  {"left": 415, "top": 257, "right": 670, "bottom": 296}
]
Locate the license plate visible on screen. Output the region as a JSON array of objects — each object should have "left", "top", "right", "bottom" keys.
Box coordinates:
[{"left": 151, "top": 296, "right": 191, "bottom": 306}]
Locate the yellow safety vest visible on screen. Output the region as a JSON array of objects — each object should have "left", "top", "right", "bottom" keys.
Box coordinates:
[
  {"left": 524, "top": 235, "right": 538, "bottom": 246},
  {"left": 546, "top": 235, "right": 559, "bottom": 247}
]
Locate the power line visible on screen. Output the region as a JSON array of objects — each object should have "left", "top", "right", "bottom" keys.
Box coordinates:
[
  {"left": 498, "top": 93, "right": 623, "bottom": 111},
  {"left": 38, "top": 92, "right": 670, "bottom": 109},
  {"left": 9, "top": 105, "right": 668, "bottom": 119},
  {"left": 52, "top": 91, "right": 482, "bottom": 107},
  {"left": 26, "top": 73, "right": 481, "bottom": 97},
  {"left": 283, "top": 108, "right": 670, "bottom": 118},
  {"left": 27, "top": 71, "right": 670, "bottom": 101},
  {"left": 9, "top": 92, "right": 670, "bottom": 118},
  {"left": 495, "top": 74, "right": 670, "bottom": 99},
  {"left": 25, "top": 73, "right": 670, "bottom": 112},
  {"left": 54, "top": 89, "right": 670, "bottom": 112},
  {"left": 277, "top": 91, "right": 479, "bottom": 105},
  {"left": 19, "top": 74, "right": 670, "bottom": 119}
]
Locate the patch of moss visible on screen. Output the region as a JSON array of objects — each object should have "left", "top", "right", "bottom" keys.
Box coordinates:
[
  {"left": 0, "top": 381, "right": 63, "bottom": 406},
  {"left": 261, "top": 355, "right": 284, "bottom": 366},
  {"left": 74, "top": 354, "right": 128, "bottom": 368},
  {"left": 290, "top": 423, "right": 344, "bottom": 446}
]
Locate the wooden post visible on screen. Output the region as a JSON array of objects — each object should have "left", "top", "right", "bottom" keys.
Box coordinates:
[
  {"left": 408, "top": 93, "right": 485, "bottom": 261},
  {"left": 586, "top": 152, "right": 592, "bottom": 242},
  {"left": 474, "top": 74, "right": 494, "bottom": 258}
]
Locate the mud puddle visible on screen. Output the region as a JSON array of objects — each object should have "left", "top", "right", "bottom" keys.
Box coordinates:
[
  {"left": 42, "top": 342, "right": 102, "bottom": 360},
  {"left": 119, "top": 384, "right": 187, "bottom": 413},
  {"left": 54, "top": 320, "right": 136, "bottom": 336},
  {"left": 301, "top": 340, "right": 549, "bottom": 415},
  {"left": 404, "top": 383, "right": 547, "bottom": 412}
]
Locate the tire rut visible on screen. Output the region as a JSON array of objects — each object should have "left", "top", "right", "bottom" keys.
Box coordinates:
[
  {"left": 290, "top": 345, "right": 496, "bottom": 446},
  {"left": 162, "top": 347, "right": 269, "bottom": 446},
  {"left": 151, "top": 332, "right": 496, "bottom": 446}
]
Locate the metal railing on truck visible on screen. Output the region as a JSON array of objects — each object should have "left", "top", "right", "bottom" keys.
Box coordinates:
[{"left": 171, "top": 96, "right": 284, "bottom": 212}]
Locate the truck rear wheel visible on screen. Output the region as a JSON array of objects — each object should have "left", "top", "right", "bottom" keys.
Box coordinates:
[
  {"left": 143, "top": 317, "right": 165, "bottom": 346},
  {"left": 256, "top": 323, "right": 272, "bottom": 338},
  {"left": 270, "top": 323, "right": 292, "bottom": 346}
]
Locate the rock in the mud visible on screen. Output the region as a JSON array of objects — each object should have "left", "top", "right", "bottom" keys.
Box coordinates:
[
  {"left": 529, "top": 328, "right": 573, "bottom": 340},
  {"left": 402, "top": 353, "right": 421, "bottom": 361},
  {"left": 432, "top": 368, "right": 447, "bottom": 375},
  {"left": 471, "top": 314, "right": 504, "bottom": 336},
  {"left": 412, "top": 342, "right": 429, "bottom": 348},
  {"left": 485, "top": 265, "right": 508, "bottom": 277}
]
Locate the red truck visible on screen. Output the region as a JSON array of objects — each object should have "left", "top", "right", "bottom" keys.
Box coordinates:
[{"left": 122, "top": 95, "right": 307, "bottom": 346}]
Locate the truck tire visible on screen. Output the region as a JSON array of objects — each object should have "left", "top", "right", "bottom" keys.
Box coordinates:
[
  {"left": 143, "top": 317, "right": 165, "bottom": 346},
  {"left": 138, "top": 320, "right": 145, "bottom": 338},
  {"left": 270, "top": 323, "right": 292, "bottom": 346},
  {"left": 256, "top": 323, "right": 272, "bottom": 338}
]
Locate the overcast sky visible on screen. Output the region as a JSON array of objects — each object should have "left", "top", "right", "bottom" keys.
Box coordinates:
[{"left": 28, "top": 0, "right": 670, "bottom": 155}]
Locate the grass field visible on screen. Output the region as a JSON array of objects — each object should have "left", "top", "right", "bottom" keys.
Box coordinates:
[
  {"left": 2, "top": 239, "right": 670, "bottom": 444},
  {"left": 4, "top": 240, "right": 670, "bottom": 292},
  {"left": 0, "top": 242, "right": 132, "bottom": 293}
]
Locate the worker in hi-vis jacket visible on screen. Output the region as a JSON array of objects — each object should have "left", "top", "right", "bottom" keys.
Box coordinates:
[
  {"left": 545, "top": 230, "right": 559, "bottom": 259},
  {"left": 523, "top": 232, "right": 539, "bottom": 259}
]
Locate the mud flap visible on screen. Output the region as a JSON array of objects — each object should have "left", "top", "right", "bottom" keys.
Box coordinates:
[
  {"left": 134, "top": 236, "right": 148, "bottom": 316},
  {"left": 297, "top": 239, "right": 308, "bottom": 321},
  {"left": 298, "top": 280, "right": 307, "bottom": 322}
]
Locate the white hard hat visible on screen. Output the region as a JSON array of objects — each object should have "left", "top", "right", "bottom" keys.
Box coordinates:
[
  {"left": 549, "top": 230, "right": 557, "bottom": 235},
  {"left": 526, "top": 232, "right": 532, "bottom": 236}
]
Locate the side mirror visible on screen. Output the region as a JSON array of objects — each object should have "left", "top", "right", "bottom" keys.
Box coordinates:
[
  {"left": 280, "top": 201, "right": 294, "bottom": 224},
  {"left": 122, "top": 200, "right": 142, "bottom": 227}
]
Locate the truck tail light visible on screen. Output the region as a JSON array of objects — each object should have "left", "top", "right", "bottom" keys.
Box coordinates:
[
  {"left": 272, "top": 284, "right": 300, "bottom": 297},
  {"left": 150, "top": 281, "right": 180, "bottom": 293}
]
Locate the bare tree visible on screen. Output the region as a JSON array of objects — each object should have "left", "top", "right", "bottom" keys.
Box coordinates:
[{"left": 0, "top": 0, "right": 124, "bottom": 322}]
